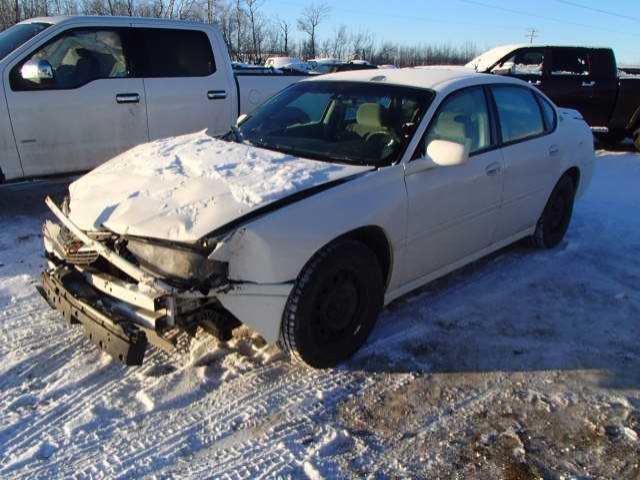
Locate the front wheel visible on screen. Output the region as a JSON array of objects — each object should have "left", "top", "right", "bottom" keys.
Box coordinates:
[
  {"left": 280, "top": 239, "right": 384, "bottom": 368},
  {"left": 531, "top": 175, "right": 576, "bottom": 249}
]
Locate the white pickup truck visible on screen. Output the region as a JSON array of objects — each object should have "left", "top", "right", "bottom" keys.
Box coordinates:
[{"left": 0, "top": 16, "right": 308, "bottom": 182}]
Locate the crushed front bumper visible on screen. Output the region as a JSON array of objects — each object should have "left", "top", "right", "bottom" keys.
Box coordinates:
[{"left": 40, "top": 266, "right": 148, "bottom": 365}]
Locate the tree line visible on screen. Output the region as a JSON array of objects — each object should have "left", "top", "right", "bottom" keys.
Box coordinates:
[{"left": 0, "top": 0, "right": 479, "bottom": 66}]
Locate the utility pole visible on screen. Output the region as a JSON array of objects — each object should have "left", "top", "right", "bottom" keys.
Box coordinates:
[{"left": 526, "top": 28, "right": 539, "bottom": 44}]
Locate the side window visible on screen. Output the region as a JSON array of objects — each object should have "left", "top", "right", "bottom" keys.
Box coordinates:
[
  {"left": 424, "top": 87, "right": 493, "bottom": 155},
  {"left": 550, "top": 49, "right": 590, "bottom": 76},
  {"left": 11, "top": 29, "right": 127, "bottom": 90},
  {"left": 537, "top": 94, "right": 557, "bottom": 132},
  {"left": 492, "top": 86, "right": 545, "bottom": 143},
  {"left": 136, "top": 28, "right": 215, "bottom": 77},
  {"left": 502, "top": 49, "right": 545, "bottom": 76}
]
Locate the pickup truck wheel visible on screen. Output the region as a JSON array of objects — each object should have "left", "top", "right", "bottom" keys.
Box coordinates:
[
  {"left": 531, "top": 175, "right": 576, "bottom": 249},
  {"left": 596, "top": 130, "right": 625, "bottom": 148},
  {"left": 280, "top": 239, "right": 384, "bottom": 369}
]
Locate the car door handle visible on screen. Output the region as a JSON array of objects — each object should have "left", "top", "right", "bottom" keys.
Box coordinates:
[
  {"left": 207, "top": 90, "right": 227, "bottom": 100},
  {"left": 581, "top": 81, "right": 596, "bottom": 88},
  {"left": 485, "top": 162, "right": 502, "bottom": 176},
  {"left": 549, "top": 145, "right": 560, "bottom": 156},
  {"left": 116, "top": 93, "right": 140, "bottom": 104}
]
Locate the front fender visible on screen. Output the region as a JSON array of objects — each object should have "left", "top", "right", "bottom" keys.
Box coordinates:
[{"left": 211, "top": 165, "right": 407, "bottom": 289}]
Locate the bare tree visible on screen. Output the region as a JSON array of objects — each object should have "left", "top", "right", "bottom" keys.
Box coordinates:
[
  {"left": 296, "top": 1, "right": 329, "bottom": 59},
  {"left": 277, "top": 16, "right": 289, "bottom": 55},
  {"left": 244, "top": 0, "right": 263, "bottom": 62}
]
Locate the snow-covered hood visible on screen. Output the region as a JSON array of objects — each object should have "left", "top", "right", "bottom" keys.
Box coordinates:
[{"left": 68, "top": 131, "right": 372, "bottom": 243}]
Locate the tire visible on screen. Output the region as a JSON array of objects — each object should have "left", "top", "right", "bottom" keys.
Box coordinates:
[
  {"left": 280, "top": 239, "right": 384, "bottom": 368},
  {"left": 531, "top": 175, "right": 576, "bottom": 249},
  {"left": 596, "top": 130, "right": 625, "bottom": 148},
  {"left": 634, "top": 129, "right": 640, "bottom": 153}
]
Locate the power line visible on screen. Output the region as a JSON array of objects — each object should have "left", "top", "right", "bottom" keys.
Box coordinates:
[
  {"left": 525, "top": 28, "right": 539, "bottom": 44},
  {"left": 457, "top": 0, "right": 640, "bottom": 38},
  {"left": 554, "top": 0, "right": 640, "bottom": 23}
]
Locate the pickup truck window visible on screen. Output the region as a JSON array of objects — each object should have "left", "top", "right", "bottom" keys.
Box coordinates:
[
  {"left": 238, "top": 81, "right": 434, "bottom": 167},
  {"left": 0, "top": 22, "right": 51, "bottom": 61},
  {"left": 502, "top": 49, "right": 545, "bottom": 77},
  {"left": 133, "top": 28, "right": 216, "bottom": 78},
  {"left": 425, "top": 87, "right": 493, "bottom": 155},
  {"left": 492, "top": 86, "right": 545, "bottom": 144},
  {"left": 551, "top": 49, "right": 590, "bottom": 76},
  {"left": 11, "top": 29, "right": 128, "bottom": 91}
]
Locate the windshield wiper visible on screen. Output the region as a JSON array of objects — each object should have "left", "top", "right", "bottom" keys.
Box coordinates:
[{"left": 251, "top": 140, "right": 367, "bottom": 166}]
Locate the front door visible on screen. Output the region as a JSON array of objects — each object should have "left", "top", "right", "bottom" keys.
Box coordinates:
[
  {"left": 4, "top": 27, "right": 148, "bottom": 177},
  {"left": 404, "top": 86, "right": 503, "bottom": 282},
  {"left": 131, "top": 25, "right": 236, "bottom": 140}
]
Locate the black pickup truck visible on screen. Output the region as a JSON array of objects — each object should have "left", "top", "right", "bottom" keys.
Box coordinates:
[{"left": 466, "top": 45, "right": 640, "bottom": 151}]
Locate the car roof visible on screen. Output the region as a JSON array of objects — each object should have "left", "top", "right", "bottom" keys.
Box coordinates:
[{"left": 305, "top": 66, "right": 522, "bottom": 92}]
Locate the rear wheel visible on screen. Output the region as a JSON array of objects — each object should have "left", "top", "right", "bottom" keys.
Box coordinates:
[
  {"left": 280, "top": 239, "right": 384, "bottom": 368},
  {"left": 531, "top": 175, "right": 576, "bottom": 249}
]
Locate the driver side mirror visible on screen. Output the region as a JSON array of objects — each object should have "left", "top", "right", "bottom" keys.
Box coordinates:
[
  {"left": 407, "top": 139, "right": 470, "bottom": 175},
  {"left": 20, "top": 59, "right": 54, "bottom": 83},
  {"left": 237, "top": 113, "right": 249, "bottom": 126}
]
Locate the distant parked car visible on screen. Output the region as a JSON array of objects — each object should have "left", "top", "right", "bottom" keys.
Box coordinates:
[
  {"left": 264, "top": 56, "right": 311, "bottom": 73},
  {"left": 467, "top": 44, "right": 640, "bottom": 150},
  {"left": 41, "top": 68, "right": 594, "bottom": 368},
  {"left": 0, "top": 17, "right": 308, "bottom": 183}
]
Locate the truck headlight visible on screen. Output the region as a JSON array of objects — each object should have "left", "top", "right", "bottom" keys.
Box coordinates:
[{"left": 126, "top": 238, "right": 227, "bottom": 282}]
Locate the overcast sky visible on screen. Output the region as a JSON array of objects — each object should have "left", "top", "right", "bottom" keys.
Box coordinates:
[{"left": 270, "top": 0, "right": 640, "bottom": 64}]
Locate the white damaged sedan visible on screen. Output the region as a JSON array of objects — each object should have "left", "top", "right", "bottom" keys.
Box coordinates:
[{"left": 41, "top": 68, "right": 595, "bottom": 368}]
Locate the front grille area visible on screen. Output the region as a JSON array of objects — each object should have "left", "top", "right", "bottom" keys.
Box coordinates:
[{"left": 44, "top": 220, "right": 101, "bottom": 266}]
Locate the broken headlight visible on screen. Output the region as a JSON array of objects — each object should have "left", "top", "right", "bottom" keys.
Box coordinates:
[{"left": 126, "top": 238, "right": 227, "bottom": 282}]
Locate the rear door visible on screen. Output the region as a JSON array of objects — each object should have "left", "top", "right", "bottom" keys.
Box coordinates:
[
  {"left": 489, "top": 85, "right": 559, "bottom": 240},
  {"left": 543, "top": 47, "right": 609, "bottom": 126},
  {"left": 4, "top": 26, "right": 148, "bottom": 177},
  {"left": 131, "top": 25, "right": 236, "bottom": 139}
]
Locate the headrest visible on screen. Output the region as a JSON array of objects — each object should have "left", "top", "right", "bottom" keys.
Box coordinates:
[{"left": 356, "top": 103, "right": 383, "bottom": 128}]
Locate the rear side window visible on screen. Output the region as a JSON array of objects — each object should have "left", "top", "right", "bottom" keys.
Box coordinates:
[
  {"left": 134, "top": 28, "right": 215, "bottom": 77},
  {"left": 492, "top": 86, "right": 545, "bottom": 144},
  {"left": 537, "top": 94, "right": 557, "bottom": 132},
  {"left": 551, "top": 48, "right": 590, "bottom": 76}
]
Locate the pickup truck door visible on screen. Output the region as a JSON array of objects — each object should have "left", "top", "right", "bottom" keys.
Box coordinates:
[
  {"left": 542, "top": 47, "right": 615, "bottom": 127},
  {"left": 403, "top": 87, "right": 503, "bottom": 282},
  {"left": 4, "top": 27, "right": 149, "bottom": 177},
  {"left": 131, "top": 25, "right": 237, "bottom": 140}
]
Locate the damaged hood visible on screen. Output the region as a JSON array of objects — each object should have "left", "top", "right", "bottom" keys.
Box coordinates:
[{"left": 68, "top": 131, "right": 372, "bottom": 243}]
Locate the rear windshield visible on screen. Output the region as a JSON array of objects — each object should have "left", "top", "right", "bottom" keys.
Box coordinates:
[{"left": 0, "top": 22, "right": 51, "bottom": 60}]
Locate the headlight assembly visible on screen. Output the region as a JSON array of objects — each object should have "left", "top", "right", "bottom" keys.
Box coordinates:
[{"left": 126, "top": 238, "right": 227, "bottom": 282}]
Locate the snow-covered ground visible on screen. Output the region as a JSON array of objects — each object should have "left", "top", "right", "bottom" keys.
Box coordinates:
[{"left": 0, "top": 149, "right": 639, "bottom": 479}]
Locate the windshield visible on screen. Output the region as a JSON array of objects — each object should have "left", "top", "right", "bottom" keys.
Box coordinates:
[
  {"left": 0, "top": 22, "right": 51, "bottom": 61},
  {"left": 238, "top": 81, "right": 434, "bottom": 167}
]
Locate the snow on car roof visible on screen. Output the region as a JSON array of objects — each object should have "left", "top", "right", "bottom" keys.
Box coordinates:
[{"left": 306, "top": 66, "right": 509, "bottom": 92}]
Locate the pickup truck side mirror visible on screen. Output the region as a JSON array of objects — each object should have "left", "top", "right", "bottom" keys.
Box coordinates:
[
  {"left": 237, "top": 113, "right": 249, "bottom": 126},
  {"left": 407, "top": 139, "right": 470, "bottom": 175},
  {"left": 20, "top": 59, "right": 54, "bottom": 83}
]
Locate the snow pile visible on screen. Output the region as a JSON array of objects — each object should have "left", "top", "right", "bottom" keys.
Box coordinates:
[{"left": 67, "top": 130, "right": 370, "bottom": 242}]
